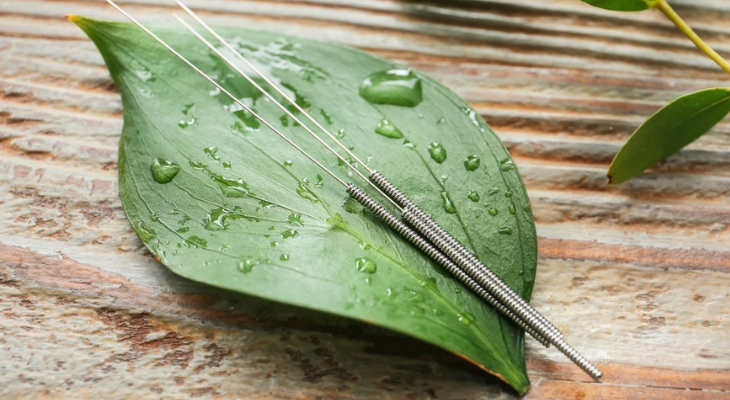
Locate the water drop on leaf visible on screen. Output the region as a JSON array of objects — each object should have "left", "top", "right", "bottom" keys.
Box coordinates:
[
  {"left": 375, "top": 118, "right": 404, "bottom": 139},
  {"left": 359, "top": 68, "right": 423, "bottom": 107},
  {"left": 356, "top": 257, "right": 377, "bottom": 274},
  {"left": 428, "top": 142, "right": 447, "bottom": 163},
  {"left": 150, "top": 158, "right": 181, "bottom": 184}
]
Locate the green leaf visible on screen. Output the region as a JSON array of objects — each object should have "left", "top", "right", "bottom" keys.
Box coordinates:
[
  {"left": 579, "top": 0, "right": 657, "bottom": 11},
  {"left": 71, "top": 15, "right": 537, "bottom": 393},
  {"left": 608, "top": 88, "right": 730, "bottom": 184}
]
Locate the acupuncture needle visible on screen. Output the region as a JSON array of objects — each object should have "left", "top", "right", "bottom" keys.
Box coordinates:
[
  {"left": 105, "top": 0, "right": 601, "bottom": 380},
  {"left": 169, "top": 0, "right": 565, "bottom": 345}
]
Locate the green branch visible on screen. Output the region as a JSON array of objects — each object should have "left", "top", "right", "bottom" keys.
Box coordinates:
[{"left": 656, "top": 0, "right": 730, "bottom": 75}]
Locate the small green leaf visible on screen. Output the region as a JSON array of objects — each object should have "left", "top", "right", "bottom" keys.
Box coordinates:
[
  {"left": 608, "top": 88, "right": 730, "bottom": 184},
  {"left": 71, "top": 15, "right": 537, "bottom": 393},
  {"left": 579, "top": 0, "right": 657, "bottom": 12}
]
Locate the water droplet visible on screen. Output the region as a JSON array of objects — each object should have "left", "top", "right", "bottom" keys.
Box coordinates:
[
  {"left": 355, "top": 257, "right": 377, "bottom": 274},
  {"left": 342, "top": 197, "right": 364, "bottom": 214},
  {"left": 488, "top": 187, "right": 500, "bottom": 196},
  {"left": 287, "top": 212, "right": 304, "bottom": 226},
  {"left": 457, "top": 312, "right": 475, "bottom": 325},
  {"left": 358, "top": 240, "right": 371, "bottom": 250},
  {"left": 488, "top": 207, "right": 498, "bottom": 216},
  {"left": 498, "top": 226, "right": 513, "bottom": 235},
  {"left": 279, "top": 114, "right": 290, "bottom": 127},
  {"left": 454, "top": 287, "right": 463, "bottom": 294},
  {"left": 504, "top": 190, "right": 513, "bottom": 198},
  {"left": 204, "top": 146, "right": 221, "bottom": 161},
  {"left": 270, "top": 241, "right": 279, "bottom": 247},
  {"left": 436, "top": 117, "right": 445, "bottom": 124},
  {"left": 297, "top": 178, "right": 319, "bottom": 203},
  {"left": 463, "top": 107, "right": 484, "bottom": 131},
  {"left": 282, "top": 229, "right": 299, "bottom": 239},
  {"left": 407, "top": 290, "right": 425, "bottom": 303},
  {"left": 359, "top": 68, "right": 423, "bottom": 107},
  {"left": 428, "top": 142, "right": 447, "bottom": 164},
  {"left": 319, "top": 109, "right": 333, "bottom": 125},
  {"left": 131, "top": 60, "right": 156, "bottom": 82},
  {"left": 178, "top": 117, "right": 196, "bottom": 128},
  {"left": 204, "top": 208, "right": 230, "bottom": 231},
  {"left": 150, "top": 159, "right": 181, "bottom": 184},
  {"left": 284, "top": 160, "right": 293, "bottom": 167},
  {"left": 441, "top": 191, "right": 456, "bottom": 214},
  {"left": 509, "top": 205, "right": 516, "bottom": 215},
  {"left": 467, "top": 190, "right": 480, "bottom": 202},
  {"left": 336, "top": 129, "right": 346, "bottom": 139},
  {"left": 280, "top": 254, "right": 290, "bottom": 261},
  {"left": 464, "top": 155, "right": 480, "bottom": 171},
  {"left": 237, "top": 257, "right": 257, "bottom": 273},
  {"left": 222, "top": 161, "right": 232, "bottom": 169},
  {"left": 135, "top": 221, "right": 156, "bottom": 242},
  {"left": 403, "top": 139, "right": 416, "bottom": 150},
  {"left": 375, "top": 118, "right": 404, "bottom": 139},
  {"left": 150, "top": 212, "right": 159, "bottom": 222},
  {"left": 182, "top": 103, "right": 195, "bottom": 115},
  {"left": 500, "top": 158, "right": 515, "bottom": 171},
  {"left": 185, "top": 236, "right": 208, "bottom": 248}
]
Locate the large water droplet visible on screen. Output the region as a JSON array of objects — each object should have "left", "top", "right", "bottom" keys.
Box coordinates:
[
  {"left": 464, "top": 155, "right": 481, "bottom": 171},
  {"left": 150, "top": 159, "right": 181, "bottom": 184},
  {"left": 428, "top": 142, "right": 447, "bottom": 164},
  {"left": 375, "top": 119, "right": 404, "bottom": 139},
  {"left": 237, "top": 257, "right": 257, "bottom": 274},
  {"left": 297, "top": 178, "right": 319, "bottom": 203},
  {"left": 441, "top": 191, "right": 456, "bottom": 214},
  {"left": 359, "top": 68, "right": 423, "bottom": 107},
  {"left": 204, "top": 208, "right": 230, "bottom": 231},
  {"left": 467, "top": 190, "right": 480, "bottom": 202},
  {"left": 355, "top": 257, "right": 377, "bottom": 274}
]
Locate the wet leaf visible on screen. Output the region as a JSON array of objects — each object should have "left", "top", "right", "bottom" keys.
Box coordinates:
[
  {"left": 579, "top": 0, "right": 656, "bottom": 11},
  {"left": 608, "top": 88, "right": 730, "bottom": 184},
  {"left": 72, "top": 16, "right": 537, "bottom": 393}
]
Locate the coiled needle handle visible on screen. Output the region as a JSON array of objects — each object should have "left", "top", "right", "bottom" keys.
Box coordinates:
[{"left": 347, "top": 184, "right": 551, "bottom": 347}]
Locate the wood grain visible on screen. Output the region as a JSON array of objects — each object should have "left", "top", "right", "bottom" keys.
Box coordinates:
[{"left": 1, "top": 0, "right": 729, "bottom": 398}]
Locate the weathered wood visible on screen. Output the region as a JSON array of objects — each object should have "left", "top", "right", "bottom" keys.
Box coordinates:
[{"left": 1, "top": 0, "right": 729, "bottom": 398}]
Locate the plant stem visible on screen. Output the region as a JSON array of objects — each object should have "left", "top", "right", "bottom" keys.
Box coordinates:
[{"left": 656, "top": 0, "right": 730, "bottom": 76}]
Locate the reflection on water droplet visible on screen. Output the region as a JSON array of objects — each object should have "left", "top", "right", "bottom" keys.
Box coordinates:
[
  {"left": 467, "top": 190, "right": 480, "bottom": 202},
  {"left": 287, "top": 212, "right": 304, "bottom": 226},
  {"left": 462, "top": 107, "right": 483, "bottom": 131},
  {"left": 498, "top": 226, "right": 513, "bottom": 235},
  {"left": 237, "top": 257, "right": 257, "bottom": 273},
  {"left": 375, "top": 119, "right": 404, "bottom": 139},
  {"left": 428, "top": 142, "right": 447, "bottom": 164},
  {"left": 509, "top": 205, "right": 516, "bottom": 215},
  {"left": 358, "top": 240, "right": 371, "bottom": 251},
  {"left": 282, "top": 229, "right": 299, "bottom": 239},
  {"left": 355, "top": 257, "right": 377, "bottom": 274},
  {"left": 464, "top": 155, "right": 480, "bottom": 171},
  {"left": 280, "top": 254, "right": 290, "bottom": 261},
  {"left": 178, "top": 117, "right": 196, "bottom": 129},
  {"left": 457, "top": 312, "right": 475, "bottom": 325},
  {"left": 297, "top": 178, "right": 319, "bottom": 203},
  {"left": 270, "top": 241, "right": 279, "bottom": 247},
  {"left": 441, "top": 191, "right": 456, "bottom": 214},
  {"left": 150, "top": 158, "right": 181, "bottom": 184},
  {"left": 359, "top": 68, "right": 423, "bottom": 107},
  {"left": 284, "top": 160, "right": 293, "bottom": 167}
]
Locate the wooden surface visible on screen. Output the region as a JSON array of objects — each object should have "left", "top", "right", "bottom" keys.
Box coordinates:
[{"left": 1, "top": 0, "right": 730, "bottom": 398}]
